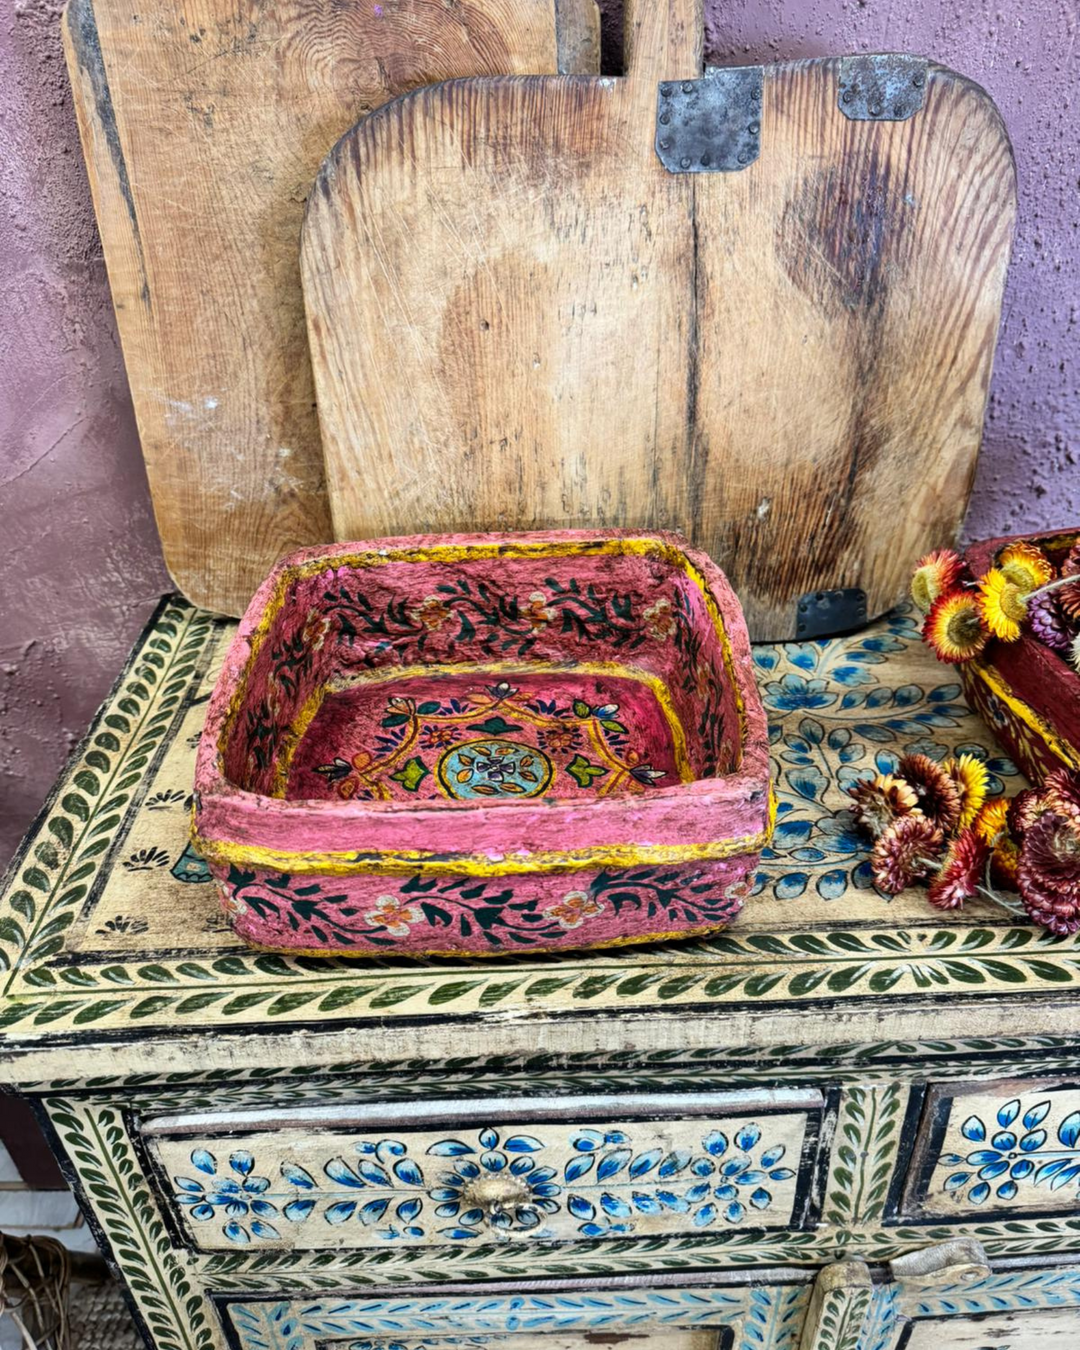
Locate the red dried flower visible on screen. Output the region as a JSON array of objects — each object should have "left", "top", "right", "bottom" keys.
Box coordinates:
[
  {"left": 1042, "top": 768, "right": 1080, "bottom": 829},
  {"left": 1059, "top": 544, "right": 1080, "bottom": 621},
  {"left": 871, "top": 815, "right": 943, "bottom": 896},
  {"left": 1020, "top": 812, "right": 1080, "bottom": 894},
  {"left": 1017, "top": 870, "right": 1080, "bottom": 936},
  {"left": 927, "top": 829, "right": 989, "bottom": 910},
  {"left": 847, "top": 773, "right": 920, "bottom": 838},
  {"left": 1007, "top": 787, "right": 1051, "bottom": 840},
  {"left": 897, "top": 753, "right": 963, "bottom": 833},
  {"left": 911, "top": 549, "right": 966, "bottom": 614}
]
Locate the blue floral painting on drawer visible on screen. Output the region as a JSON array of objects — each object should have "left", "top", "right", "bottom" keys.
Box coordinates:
[
  {"left": 751, "top": 608, "right": 1019, "bottom": 903},
  {"left": 941, "top": 1097, "right": 1080, "bottom": 1206},
  {"left": 171, "top": 1122, "right": 796, "bottom": 1246}
]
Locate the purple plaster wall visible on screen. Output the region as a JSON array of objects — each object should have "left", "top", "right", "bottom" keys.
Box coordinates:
[
  {"left": 0, "top": 0, "right": 1078, "bottom": 869},
  {"left": 0, "top": 0, "right": 169, "bottom": 870}
]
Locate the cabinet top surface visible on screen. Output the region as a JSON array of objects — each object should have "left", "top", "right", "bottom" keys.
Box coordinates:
[{"left": 2, "top": 595, "right": 1076, "bottom": 1081}]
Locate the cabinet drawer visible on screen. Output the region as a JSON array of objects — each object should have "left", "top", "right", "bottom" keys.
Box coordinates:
[
  {"left": 902, "top": 1078, "right": 1080, "bottom": 1219},
  {"left": 142, "top": 1091, "right": 826, "bottom": 1254},
  {"left": 224, "top": 1280, "right": 810, "bottom": 1350},
  {"left": 903, "top": 1306, "right": 1076, "bottom": 1349}
]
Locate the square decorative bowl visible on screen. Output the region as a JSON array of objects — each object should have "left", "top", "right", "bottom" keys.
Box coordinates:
[
  {"left": 193, "top": 530, "right": 772, "bottom": 956},
  {"left": 962, "top": 528, "right": 1080, "bottom": 782}
]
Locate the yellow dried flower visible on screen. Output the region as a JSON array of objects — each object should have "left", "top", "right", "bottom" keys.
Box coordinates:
[
  {"left": 944, "top": 753, "right": 990, "bottom": 830},
  {"left": 979, "top": 568, "right": 1029, "bottom": 642},
  {"left": 998, "top": 541, "right": 1053, "bottom": 592}
]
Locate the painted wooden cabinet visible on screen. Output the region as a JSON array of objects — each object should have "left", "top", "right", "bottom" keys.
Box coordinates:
[{"left": 4, "top": 600, "right": 1080, "bottom": 1350}]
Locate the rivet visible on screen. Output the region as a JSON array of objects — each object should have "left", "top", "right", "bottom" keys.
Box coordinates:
[
  {"left": 913, "top": 72, "right": 925, "bottom": 87},
  {"left": 737, "top": 149, "right": 750, "bottom": 164},
  {"left": 869, "top": 102, "right": 882, "bottom": 116},
  {"left": 660, "top": 83, "right": 672, "bottom": 97},
  {"left": 682, "top": 81, "right": 693, "bottom": 93},
  {"left": 750, "top": 86, "right": 760, "bottom": 100},
  {"left": 680, "top": 156, "right": 692, "bottom": 169},
  {"left": 660, "top": 139, "right": 671, "bottom": 151},
  {"left": 893, "top": 104, "right": 904, "bottom": 117},
  {"left": 841, "top": 88, "right": 855, "bottom": 104},
  {"left": 660, "top": 111, "right": 671, "bottom": 125},
  {"left": 749, "top": 121, "right": 759, "bottom": 133},
  {"left": 700, "top": 154, "right": 711, "bottom": 167}
]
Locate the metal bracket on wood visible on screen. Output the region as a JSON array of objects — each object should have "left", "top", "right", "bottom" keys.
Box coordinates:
[
  {"left": 655, "top": 66, "right": 763, "bottom": 173},
  {"left": 795, "top": 587, "right": 868, "bottom": 639},
  {"left": 838, "top": 53, "right": 928, "bottom": 121}
]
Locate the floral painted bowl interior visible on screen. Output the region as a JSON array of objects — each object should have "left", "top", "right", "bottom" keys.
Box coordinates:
[{"left": 193, "top": 531, "right": 772, "bottom": 956}]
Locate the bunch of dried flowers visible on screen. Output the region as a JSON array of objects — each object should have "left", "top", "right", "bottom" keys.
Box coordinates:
[
  {"left": 911, "top": 541, "right": 1080, "bottom": 671},
  {"left": 847, "top": 761, "right": 1080, "bottom": 935}
]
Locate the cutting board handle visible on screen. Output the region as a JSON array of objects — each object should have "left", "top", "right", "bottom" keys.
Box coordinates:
[{"left": 623, "top": 0, "right": 702, "bottom": 85}]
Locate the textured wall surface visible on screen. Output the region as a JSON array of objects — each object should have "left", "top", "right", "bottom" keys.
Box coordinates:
[
  {"left": 0, "top": 0, "right": 1078, "bottom": 868},
  {"left": 0, "top": 0, "right": 169, "bottom": 869}
]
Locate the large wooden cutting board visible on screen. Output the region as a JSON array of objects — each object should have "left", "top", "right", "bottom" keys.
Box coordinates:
[
  {"left": 63, "top": 0, "right": 599, "bottom": 616},
  {"left": 302, "top": 0, "right": 1016, "bottom": 640}
]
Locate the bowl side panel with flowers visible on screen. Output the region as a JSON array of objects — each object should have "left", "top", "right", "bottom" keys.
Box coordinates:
[{"left": 192, "top": 532, "right": 771, "bottom": 956}]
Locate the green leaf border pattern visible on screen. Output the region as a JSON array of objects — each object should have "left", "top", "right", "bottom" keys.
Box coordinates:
[
  {"left": 805, "top": 1280, "right": 873, "bottom": 1350},
  {"left": 824, "top": 1086, "right": 905, "bottom": 1228},
  {"left": 1, "top": 599, "right": 216, "bottom": 994},
  {"left": 44, "top": 1097, "right": 216, "bottom": 1350}
]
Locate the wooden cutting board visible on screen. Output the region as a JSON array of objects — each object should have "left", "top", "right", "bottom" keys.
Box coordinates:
[
  {"left": 302, "top": 0, "right": 1016, "bottom": 640},
  {"left": 63, "top": 0, "right": 599, "bottom": 617}
]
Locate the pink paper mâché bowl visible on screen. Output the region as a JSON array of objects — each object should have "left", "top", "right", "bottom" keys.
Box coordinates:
[{"left": 193, "top": 531, "right": 772, "bottom": 956}]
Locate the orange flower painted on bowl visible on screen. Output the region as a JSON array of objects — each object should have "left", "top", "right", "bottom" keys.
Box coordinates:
[
  {"left": 691, "top": 661, "right": 714, "bottom": 699},
  {"left": 301, "top": 608, "right": 332, "bottom": 652},
  {"left": 643, "top": 597, "right": 677, "bottom": 640},
  {"left": 411, "top": 595, "right": 452, "bottom": 631},
  {"left": 544, "top": 890, "right": 605, "bottom": 929},
  {"left": 421, "top": 724, "right": 459, "bottom": 750},
  {"left": 364, "top": 896, "right": 422, "bottom": 937},
  {"left": 538, "top": 722, "right": 580, "bottom": 753},
  {"left": 524, "top": 591, "right": 556, "bottom": 630}
]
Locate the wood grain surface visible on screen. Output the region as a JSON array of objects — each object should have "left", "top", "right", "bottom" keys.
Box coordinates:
[
  {"left": 302, "top": 0, "right": 1015, "bottom": 640},
  {"left": 62, "top": 0, "right": 598, "bottom": 617}
]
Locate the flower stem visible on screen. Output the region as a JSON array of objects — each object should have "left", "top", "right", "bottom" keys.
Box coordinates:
[
  {"left": 975, "top": 883, "right": 1027, "bottom": 917},
  {"left": 1028, "top": 574, "right": 1077, "bottom": 602}
]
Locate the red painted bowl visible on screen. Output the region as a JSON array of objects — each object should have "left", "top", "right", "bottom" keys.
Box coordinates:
[
  {"left": 193, "top": 530, "right": 772, "bottom": 956},
  {"left": 962, "top": 528, "right": 1080, "bottom": 782}
]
